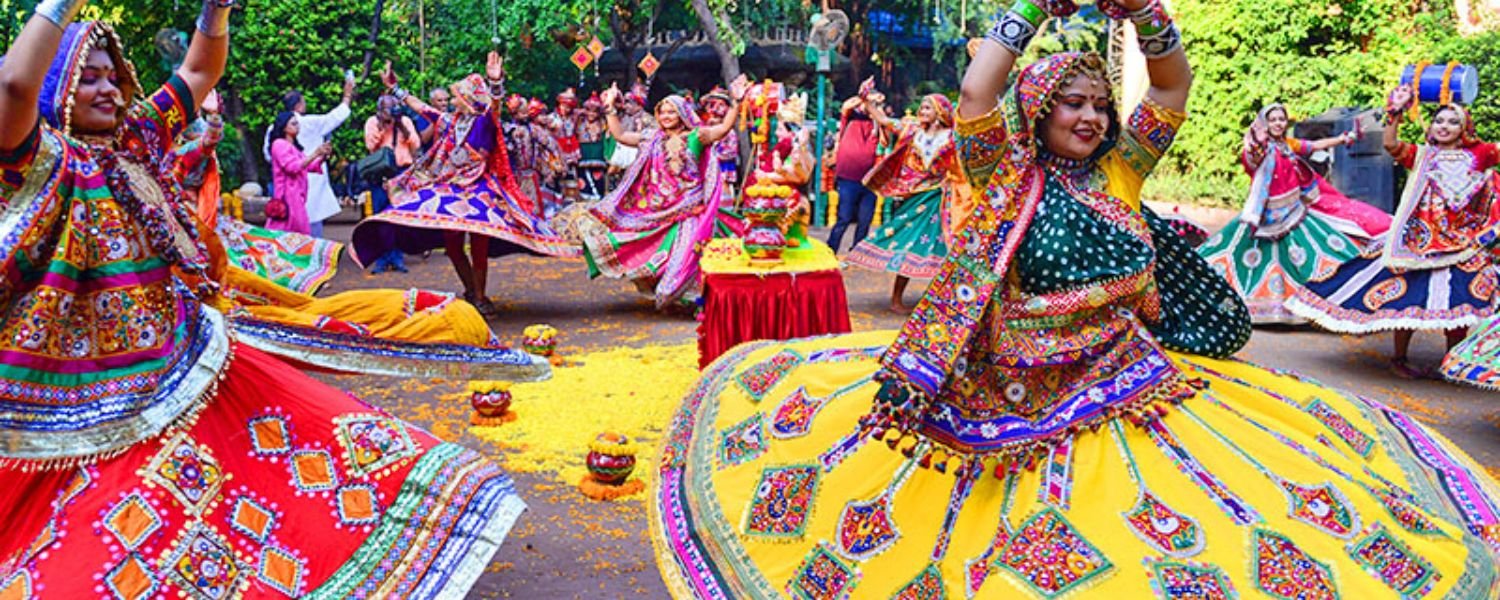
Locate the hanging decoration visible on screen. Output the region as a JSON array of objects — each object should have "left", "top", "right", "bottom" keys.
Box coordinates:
[
  {"left": 587, "top": 36, "right": 607, "bottom": 59},
  {"left": 571, "top": 47, "right": 595, "bottom": 71},
  {"left": 638, "top": 51, "right": 661, "bottom": 80}
]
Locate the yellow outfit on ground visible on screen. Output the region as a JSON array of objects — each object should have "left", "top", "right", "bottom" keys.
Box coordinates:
[{"left": 648, "top": 52, "right": 1500, "bottom": 599}]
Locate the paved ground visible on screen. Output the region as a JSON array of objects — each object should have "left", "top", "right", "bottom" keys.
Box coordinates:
[{"left": 308, "top": 219, "right": 1498, "bottom": 599}]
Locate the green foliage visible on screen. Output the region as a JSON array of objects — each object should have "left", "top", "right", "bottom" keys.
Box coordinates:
[
  {"left": 1167, "top": 0, "right": 1427, "bottom": 187},
  {"left": 88, "top": 0, "right": 610, "bottom": 185},
  {"left": 1427, "top": 26, "right": 1500, "bottom": 144}
]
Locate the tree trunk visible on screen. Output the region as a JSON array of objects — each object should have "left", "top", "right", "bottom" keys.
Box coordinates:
[
  {"left": 608, "top": 9, "right": 639, "bottom": 86},
  {"left": 359, "top": 0, "right": 387, "bottom": 79},
  {"left": 689, "top": 0, "right": 741, "bottom": 85},
  {"left": 221, "top": 86, "right": 261, "bottom": 186}
]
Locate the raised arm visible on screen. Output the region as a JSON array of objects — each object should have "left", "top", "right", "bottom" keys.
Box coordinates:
[
  {"left": 1384, "top": 84, "right": 1415, "bottom": 156},
  {"left": 381, "top": 61, "right": 441, "bottom": 120},
  {"left": 1103, "top": 0, "right": 1191, "bottom": 113},
  {"left": 699, "top": 75, "right": 749, "bottom": 145},
  {"left": 958, "top": 35, "right": 1021, "bottom": 120},
  {"left": 1304, "top": 132, "right": 1357, "bottom": 153},
  {"left": 0, "top": 2, "right": 74, "bottom": 151},
  {"left": 602, "top": 84, "right": 644, "bottom": 148},
  {"left": 867, "top": 100, "right": 902, "bottom": 134},
  {"left": 176, "top": 0, "right": 234, "bottom": 109}
]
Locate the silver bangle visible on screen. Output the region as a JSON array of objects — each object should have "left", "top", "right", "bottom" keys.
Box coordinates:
[
  {"left": 196, "top": 0, "right": 235, "bottom": 37},
  {"left": 34, "top": 0, "right": 87, "bottom": 28},
  {"left": 392, "top": 86, "right": 410, "bottom": 101},
  {"left": 1138, "top": 22, "right": 1181, "bottom": 59},
  {"left": 986, "top": 11, "right": 1039, "bottom": 57}
]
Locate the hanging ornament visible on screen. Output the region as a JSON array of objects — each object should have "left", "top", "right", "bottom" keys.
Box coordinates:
[
  {"left": 587, "top": 36, "right": 606, "bottom": 59},
  {"left": 638, "top": 51, "right": 661, "bottom": 80},
  {"left": 570, "top": 47, "right": 595, "bottom": 71}
]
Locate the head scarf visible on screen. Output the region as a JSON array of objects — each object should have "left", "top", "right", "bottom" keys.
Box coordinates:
[
  {"left": 626, "top": 84, "right": 648, "bottom": 107},
  {"left": 1004, "top": 51, "right": 1120, "bottom": 166},
  {"left": 20, "top": 21, "right": 141, "bottom": 135},
  {"left": 556, "top": 88, "right": 579, "bottom": 108},
  {"left": 1426, "top": 104, "right": 1480, "bottom": 147},
  {"left": 923, "top": 93, "right": 955, "bottom": 128},
  {"left": 449, "top": 74, "right": 492, "bottom": 114},
  {"left": 526, "top": 98, "right": 548, "bottom": 119},
  {"left": 583, "top": 92, "right": 603, "bottom": 112},
  {"left": 654, "top": 94, "right": 702, "bottom": 131},
  {"left": 1244, "top": 103, "right": 1289, "bottom": 149},
  {"left": 505, "top": 93, "right": 526, "bottom": 116}
]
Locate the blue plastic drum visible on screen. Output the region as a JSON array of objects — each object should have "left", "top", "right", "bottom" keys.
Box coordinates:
[{"left": 1400, "top": 64, "right": 1481, "bottom": 105}]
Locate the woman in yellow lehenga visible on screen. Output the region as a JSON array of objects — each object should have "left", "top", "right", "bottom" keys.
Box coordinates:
[
  {"left": 179, "top": 108, "right": 532, "bottom": 380},
  {"left": 647, "top": 0, "right": 1500, "bottom": 598},
  {"left": 209, "top": 234, "right": 524, "bottom": 378}
]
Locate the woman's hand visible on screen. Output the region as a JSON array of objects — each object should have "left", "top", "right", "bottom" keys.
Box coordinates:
[
  {"left": 1250, "top": 120, "right": 1270, "bottom": 145},
  {"left": 729, "top": 74, "right": 750, "bottom": 102},
  {"left": 1387, "top": 84, "right": 1414, "bottom": 114},
  {"left": 381, "top": 61, "right": 399, "bottom": 90},
  {"left": 601, "top": 83, "right": 621, "bottom": 108},
  {"left": 485, "top": 51, "right": 505, "bottom": 82}
]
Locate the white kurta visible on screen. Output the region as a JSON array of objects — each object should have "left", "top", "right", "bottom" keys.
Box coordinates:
[{"left": 265, "top": 103, "right": 352, "bottom": 224}]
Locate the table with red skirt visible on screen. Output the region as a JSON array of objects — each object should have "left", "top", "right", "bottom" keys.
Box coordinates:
[{"left": 696, "top": 239, "right": 852, "bottom": 368}]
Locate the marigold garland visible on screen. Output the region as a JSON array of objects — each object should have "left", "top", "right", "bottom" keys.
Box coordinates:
[{"left": 468, "top": 342, "right": 699, "bottom": 492}]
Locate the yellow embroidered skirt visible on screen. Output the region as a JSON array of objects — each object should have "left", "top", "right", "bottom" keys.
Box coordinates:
[
  {"left": 650, "top": 331, "right": 1500, "bottom": 599},
  {"left": 224, "top": 266, "right": 545, "bottom": 381}
]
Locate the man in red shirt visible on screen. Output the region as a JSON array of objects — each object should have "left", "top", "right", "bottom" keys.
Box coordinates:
[{"left": 826, "top": 90, "right": 888, "bottom": 253}]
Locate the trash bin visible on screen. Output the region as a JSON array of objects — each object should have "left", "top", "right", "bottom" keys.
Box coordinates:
[{"left": 1294, "top": 107, "right": 1396, "bottom": 213}]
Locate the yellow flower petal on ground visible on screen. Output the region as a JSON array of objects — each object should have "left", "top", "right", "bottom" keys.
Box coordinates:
[{"left": 468, "top": 342, "right": 700, "bottom": 493}]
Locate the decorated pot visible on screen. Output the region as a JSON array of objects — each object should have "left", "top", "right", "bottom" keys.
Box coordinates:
[
  {"left": 522, "top": 324, "right": 558, "bottom": 356},
  {"left": 744, "top": 227, "right": 787, "bottom": 263},
  {"left": 469, "top": 384, "right": 513, "bottom": 418},
  {"left": 586, "top": 432, "right": 638, "bottom": 485}
]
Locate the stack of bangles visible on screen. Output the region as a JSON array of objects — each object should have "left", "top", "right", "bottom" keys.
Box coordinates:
[
  {"left": 1124, "top": 0, "right": 1181, "bottom": 59},
  {"left": 987, "top": 0, "right": 1181, "bottom": 59}
]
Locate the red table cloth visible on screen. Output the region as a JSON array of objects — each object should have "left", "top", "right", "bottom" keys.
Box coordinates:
[{"left": 697, "top": 269, "right": 852, "bottom": 368}]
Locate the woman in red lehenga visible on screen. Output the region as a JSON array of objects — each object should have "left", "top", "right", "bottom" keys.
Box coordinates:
[{"left": 0, "top": 3, "right": 542, "bottom": 597}]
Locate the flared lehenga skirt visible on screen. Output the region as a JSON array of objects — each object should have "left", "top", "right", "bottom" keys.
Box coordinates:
[
  {"left": 1198, "top": 213, "right": 1362, "bottom": 324},
  {"left": 350, "top": 178, "right": 580, "bottom": 267},
  {"left": 0, "top": 344, "right": 524, "bottom": 598},
  {"left": 846, "top": 188, "right": 948, "bottom": 279},
  {"left": 1442, "top": 314, "right": 1500, "bottom": 390},
  {"left": 1286, "top": 250, "right": 1497, "bottom": 334},
  {"left": 650, "top": 331, "right": 1500, "bottom": 599},
  {"left": 217, "top": 217, "right": 342, "bottom": 295}
]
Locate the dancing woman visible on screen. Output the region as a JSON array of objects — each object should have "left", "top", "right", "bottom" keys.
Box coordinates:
[
  {"left": 1289, "top": 84, "right": 1500, "bottom": 377},
  {"left": 0, "top": 2, "right": 541, "bottom": 595},
  {"left": 847, "top": 93, "right": 974, "bottom": 312},
  {"left": 559, "top": 80, "right": 748, "bottom": 308},
  {"left": 646, "top": 1, "right": 1500, "bottom": 596},
  {"left": 1197, "top": 103, "right": 1391, "bottom": 323},
  {"left": 351, "top": 56, "right": 579, "bottom": 315}
]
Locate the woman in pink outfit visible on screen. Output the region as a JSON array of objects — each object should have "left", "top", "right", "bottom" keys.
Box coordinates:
[{"left": 267, "top": 110, "right": 332, "bottom": 234}]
